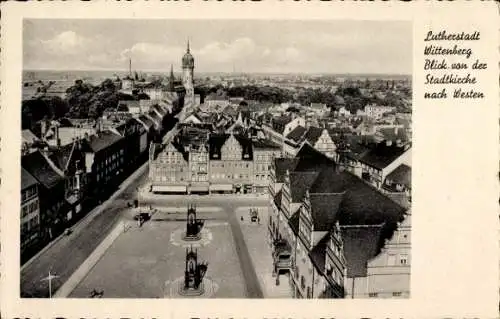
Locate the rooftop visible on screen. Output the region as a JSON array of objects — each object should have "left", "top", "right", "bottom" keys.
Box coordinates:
[
  {"left": 385, "top": 164, "right": 411, "bottom": 187},
  {"left": 83, "top": 130, "right": 124, "bottom": 153},
  {"left": 22, "top": 151, "right": 64, "bottom": 189},
  {"left": 359, "top": 141, "right": 409, "bottom": 170},
  {"left": 21, "top": 167, "right": 38, "bottom": 190}
]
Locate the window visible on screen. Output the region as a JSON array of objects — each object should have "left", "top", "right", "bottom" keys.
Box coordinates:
[
  {"left": 400, "top": 254, "right": 408, "bottom": 265},
  {"left": 392, "top": 292, "right": 402, "bottom": 297},
  {"left": 368, "top": 292, "right": 378, "bottom": 298}
]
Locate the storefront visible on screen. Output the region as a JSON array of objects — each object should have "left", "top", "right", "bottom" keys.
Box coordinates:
[
  {"left": 152, "top": 185, "right": 188, "bottom": 194},
  {"left": 209, "top": 184, "right": 233, "bottom": 194},
  {"left": 189, "top": 183, "right": 210, "bottom": 194}
]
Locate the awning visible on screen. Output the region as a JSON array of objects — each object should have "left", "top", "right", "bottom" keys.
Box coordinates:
[
  {"left": 190, "top": 185, "right": 210, "bottom": 192},
  {"left": 209, "top": 184, "right": 233, "bottom": 192},
  {"left": 152, "top": 185, "right": 187, "bottom": 193}
]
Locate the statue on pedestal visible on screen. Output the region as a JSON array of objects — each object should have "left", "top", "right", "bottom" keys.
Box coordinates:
[
  {"left": 184, "top": 204, "right": 204, "bottom": 240},
  {"left": 181, "top": 246, "right": 208, "bottom": 296}
]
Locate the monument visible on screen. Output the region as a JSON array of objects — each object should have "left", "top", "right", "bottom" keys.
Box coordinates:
[
  {"left": 183, "top": 204, "right": 204, "bottom": 241},
  {"left": 180, "top": 246, "right": 208, "bottom": 296}
]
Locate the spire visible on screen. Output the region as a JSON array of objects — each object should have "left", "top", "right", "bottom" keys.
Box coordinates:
[
  {"left": 169, "top": 64, "right": 175, "bottom": 92},
  {"left": 129, "top": 58, "right": 132, "bottom": 77},
  {"left": 187, "top": 39, "right": 190, "bottom": 53}
]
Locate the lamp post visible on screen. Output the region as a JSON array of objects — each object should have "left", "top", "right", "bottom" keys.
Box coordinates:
[{"left": 41, "top": 270, "right": 59, "bottom": 298}]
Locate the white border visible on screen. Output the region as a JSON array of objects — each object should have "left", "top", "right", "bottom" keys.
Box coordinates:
[{"left": 1, "top": 2, "right": 498, "bottom": 318}]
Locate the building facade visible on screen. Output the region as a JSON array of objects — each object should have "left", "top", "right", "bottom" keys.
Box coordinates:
[
  {"left": 21, "top": 168, "right": 41, "bottom": 253},
  {"left": 150, "top": 142, "right": 190, "bottom": 193},
  {"left": 252, "top": 139, "right": 282, "bottom": 193},
  {"left": 268, "top": 144, "right": 407, "bottom": 299}
]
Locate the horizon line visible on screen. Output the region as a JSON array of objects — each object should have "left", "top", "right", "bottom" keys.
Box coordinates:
[{"left": 23, "top": 68, "right": 412, "bottom": 77}]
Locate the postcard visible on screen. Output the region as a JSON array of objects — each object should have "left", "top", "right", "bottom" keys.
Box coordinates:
[{"left": 1, "top": 1, "right": 498, "bottom": 318}]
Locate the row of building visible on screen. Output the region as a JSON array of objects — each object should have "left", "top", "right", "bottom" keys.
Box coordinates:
[
  {"left": 20, "top": 96, "right": 181, "bottom": 258},
  {"left": 268, "top": 143, "right": 411, "bottom": 298},
  {"left": 149, "top": 124, "right": 282, "bottom": 194}
]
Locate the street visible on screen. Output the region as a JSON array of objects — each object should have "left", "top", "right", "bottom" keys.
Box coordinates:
[
  {"left": 21, "top": 157, "right": 271, "bottom": 298},
  {"left": 20, "top": 164, "right": 150, "bottom": 298}
]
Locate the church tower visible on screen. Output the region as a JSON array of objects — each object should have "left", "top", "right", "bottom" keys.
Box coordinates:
[
  {"left": 182, "top": 40, "right": 195, "bottom": 105},
  {"left": 169, "top": 64, "right": 176, "bottom": 92}
]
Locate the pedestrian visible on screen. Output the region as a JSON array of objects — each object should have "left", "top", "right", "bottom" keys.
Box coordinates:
[
  {"left": 240, "top": 216, "right": 244, "bottom": 222},
  {"left": 257, "top": 217, "right": 260, "bottom": 225}
]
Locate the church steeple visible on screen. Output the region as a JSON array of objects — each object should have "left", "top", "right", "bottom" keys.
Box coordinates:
[
  {"left": 187, "top": 39, "right": 190, "bottom": 53},
  {"left": 169, "top": 64, "right": 175, "bottom": 92}
]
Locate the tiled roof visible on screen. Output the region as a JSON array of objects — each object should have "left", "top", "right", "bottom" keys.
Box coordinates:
[
  {"left": 21, "top": 167, "right": 38, "bottom": 190},
  {"left": 22, "top": 151, "right": 64, "bottom": 189},
  {"left": 252, "top": 139, "right": 281, "bottom": 150},
  {"left": 359, "top": 142, "right": 408, "bottom": 170},
  {"left": 286, "top": 126, "right": 307, "bottom": 143},
  {"left": 309, "top": 193, "right": 344, "bottom": 231},
  {"left": 84, "top": 130, "right": 124, "bottom": 153},
  {"left": 386, "top": 164, "right": 411, "bottom": 187},
  {"left": 272, "top": 115, "right": 292, "bottom": 134},
  {"left": 342, "top": 226, "right": 383, "bottom": 277},
  {"left": 48, "top": 142, "right": 76, "bottom": 172},
  {"left": 137, "top": 115, "right": 154, "bottom": 130},
  {"left": 304, "top": 127, "right": 324, "bottom": 145},
  {"left": 283, "top": 146, "right": 407, "bottom": 278},
  {"left": 289, "top": 172, "right": 320, "bottom": 203}
]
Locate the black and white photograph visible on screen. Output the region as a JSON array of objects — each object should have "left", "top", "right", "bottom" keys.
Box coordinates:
[{"left": 19, "top": 19, "right": 413, "bottom": 299}]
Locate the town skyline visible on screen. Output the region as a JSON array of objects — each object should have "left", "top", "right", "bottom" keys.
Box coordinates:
[{"left": 23, "top": 19, "right": 412, "bottom": 74}]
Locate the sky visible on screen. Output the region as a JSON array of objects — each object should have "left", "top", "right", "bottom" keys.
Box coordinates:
[{"left": 23, "top": 19, "right": 412, "bottom": 74}]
